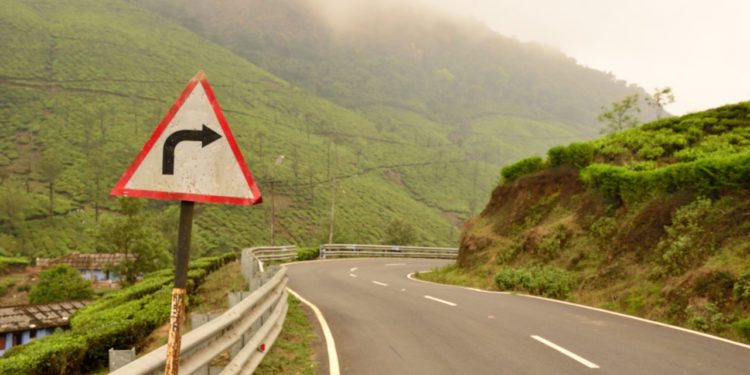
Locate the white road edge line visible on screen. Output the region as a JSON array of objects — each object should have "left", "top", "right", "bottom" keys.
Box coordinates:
[
  {"left": 372, "top": 281, "right": 388, "bottom": 287},
  {"left": 520, "top": 294, "right": 750, "bottom": 350},
  {"left": 407, "top": 271, "right": 750, "bottom": 350},
  {"left": 424, "top": 295, "right": 457, "bottom": 306},
  {"left": 287, "top": 287, "right": 340, "bottom": 375},
  {"left": 385, "top": 263, "right": 406, "bottom": 266},
  {"left": 531, "top": 335, "right": 599, "bottom": 369}
]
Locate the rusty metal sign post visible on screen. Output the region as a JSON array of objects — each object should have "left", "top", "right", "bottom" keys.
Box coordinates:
[
  {"left": 164, "top": 200, "right": 193, "bottom": 373},
  {"left": 111, "top": 71, "right": 262, "bottom": 374}
]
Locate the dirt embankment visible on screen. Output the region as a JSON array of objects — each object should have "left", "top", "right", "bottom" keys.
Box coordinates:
[{"left": 456, "top": 167, "right": 750, "bottom": 343}]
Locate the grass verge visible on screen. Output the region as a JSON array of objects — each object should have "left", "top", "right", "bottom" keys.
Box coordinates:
[{"left": 255, "top": 295, "right": 318, "bottom": 375}]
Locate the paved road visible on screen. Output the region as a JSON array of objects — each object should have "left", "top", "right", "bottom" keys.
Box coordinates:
[{"left": 286, "top": 258, "right": 750, "bottom": 374}]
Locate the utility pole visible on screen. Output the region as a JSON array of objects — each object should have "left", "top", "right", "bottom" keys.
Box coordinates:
[
  {"left": 328, "top": 177, "right": 336, "bottom": 243},
  {"left": 270, "top": 178, "right": 276, "bottom": 246},
  {"left": 271, "top": 155, "right": 285, "bottom": 245},
  {"left": 326, "top": 141, "right": 331, "bottom": 181}
]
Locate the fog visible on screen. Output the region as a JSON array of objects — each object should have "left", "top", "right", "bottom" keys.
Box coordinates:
[
  {"left": 422, "top": 0, "right": 749, "bottom": 115},
  {"left": 305, "top": 0, "right": 748, "bottom": 115}
]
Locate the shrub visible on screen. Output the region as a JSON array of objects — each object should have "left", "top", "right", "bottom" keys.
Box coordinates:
[
  {"left": 494, "top": 266, "right": 574, "bottom": 299},
  {"left": 500, "top": 156, "right": 544, "bottom": 184},
  {"left": 655, "top": 198, "right": 714, "bottom": 275},
  {"left": 29, "top": 265, "right": 94, "bottom": 304},
  {"left": 0, "top": 333, "right": 88, "bottom": 375},
  {"left": 0, "top": 256, "right": 30, "bottom": 273},
  {"left": 686, "top": 303, "right": 725, "bottom": 333},
  {"left": 297, "top": 247, "right": 320, "bottom": 261},
  {"left": 383, "top": 218, "right": 417, "bottom": 245},
  {"left": 732, "top": 318, "right": 750, "bottom": 342},
  {"left": 581, "top": 151, "right": 750, "bottom": 204},
  {"left": 548, "top": 142, "right": 595, "bottom": 169},
  {"left": 734, "top": 273, "right": 750, "bottom": 302},
  {"left": 537, "top": 226, "right": 569, "bottom": 260},
  {"left": 0, "top": 253, "right": 234, "bottom": 373},
  {"left": 589, "top": 216, "right": 617, "bottom": 248}
]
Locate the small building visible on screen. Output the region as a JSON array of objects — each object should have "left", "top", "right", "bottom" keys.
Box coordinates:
[
  {"left": 36, "top": 252, "right": 133, "bottom": 282},
  {"left": 0, "top": 301, "right": 89, "bottom": 356}
]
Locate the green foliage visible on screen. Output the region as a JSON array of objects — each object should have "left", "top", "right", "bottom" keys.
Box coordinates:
[
  {"left": 500, "top": 156, "right": 544, "bottom": 183},
  {"left": 494, "top": 266, "right": 574, "bottom": 299},
  {"left": 598, "top": 94, "right": 641, "bottom": 134},
  {"left": 655, "top": 198, "right": 714, "bottom": 275},
  {"left": 0, "top": 0, "right": 510, "bottom": 254},
  {"left": 731, "top": 318, "right": 750, "bottom": 341},
  {"left": 548, "top": 142, "right": 595, "bottom": 169},
  {"left": 589, "top": 216, "right": 617, "bottom": 250},
  {"left": 580, "top": 151, "right": 750, "bottom": 204},
  {"left": 96, "top": 198, "right": 171, "bottom": 283},
  {"left": 734, "top": 273, "right": 750, "bottom": 302},
  {"left": 382, "top": 218, "right": 418, "bottom": 245},
  {"left": 296, "top": 247, "right": 320, "bottom": 261},
  {"left": 0, "top": 256, "right": 30, "bottom": 272},
  {"left": 29, "top": 264, "right": 93, "bottom": 304},
  {"left": 645, "top": 87, "right": 675, "bottom": 120},
  {"left": 0, "top": 333, "right": 88, "bottom": 375},
  {"left": 686, "top": 303, "right": 725, "bottom": 333},
  {"left": 255, "top": 296, "right": 317, "bottom": 375},
  {"left": 0, "top": 254, "right": 232, "bottom": 373},
  {"left": 537, "top": 226, "right": 569, "bottom": 260}
]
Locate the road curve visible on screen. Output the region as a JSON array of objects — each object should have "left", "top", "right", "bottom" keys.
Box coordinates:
[{"left": 286, "top": 258, "right": 750, "bottom": 374}]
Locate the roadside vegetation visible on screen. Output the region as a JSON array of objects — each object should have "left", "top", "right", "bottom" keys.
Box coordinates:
[
  {"left": 422, "top": 101, "right": 750, "bottom": 344},
  {"left": 255, "top": 296, "right": 317, "bottom": 375},
  {"left": 0, "top": 253, "right": 235, "bottom": 374}
]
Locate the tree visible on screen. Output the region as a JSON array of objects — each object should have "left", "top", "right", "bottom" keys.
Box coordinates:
[
  {"left": 29, "top": 264, "right": 93, "bottom": 304},
  {"left": 645, "top": 87, "right": 675, "bottom": 120},
  {"left": 86, "top": 144, "right": 110, "bottom": 223},
  {"left": 37, "top": 152, "right": 64, "bottom": 217},
  {"left": 96, "top": 198, "right": 171, "bottom": 284},
  {"left": 382, "top": 218, "right": 417, "bottom": 245},
  {"left": 597, "top": 94, "right": 641, "bottom": 134}
]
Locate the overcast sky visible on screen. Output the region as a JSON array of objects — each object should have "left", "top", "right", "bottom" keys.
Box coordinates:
[{"left": 424, "top": 0, "right": 749, "bottom": 115}]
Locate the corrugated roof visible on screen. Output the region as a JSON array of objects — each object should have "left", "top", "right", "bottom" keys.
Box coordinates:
[
  {"left": 0, "top": 301, "right": 90, "bottom": 333},
  {"left": 42, "top": 252, "right": 134, "bottom": 271}
]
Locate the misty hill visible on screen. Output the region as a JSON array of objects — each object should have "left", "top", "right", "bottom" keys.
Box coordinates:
[
  {"left": 0, "top": 0, "right": 490, "bottom": 258},
  {"left": 437, "top": 102, "right": 750, "bottom": 343},
  {"left": 138, "top": 0, "right": 655, "bottom": 167}
]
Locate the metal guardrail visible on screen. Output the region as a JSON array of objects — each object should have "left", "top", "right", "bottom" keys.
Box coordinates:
[
  {"left": 320, "top": 244, "right": 458, "bottom": 259},
  {"left": 112, "top": 246, "right": 296, "bottom": 375},
  {"left": 250, "top": 246, "right": 298, "bottom": 272}
]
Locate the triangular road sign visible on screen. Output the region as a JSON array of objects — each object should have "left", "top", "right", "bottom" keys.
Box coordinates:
[{"left": 111, "top": 71, "right": 262, "bottom": 205}]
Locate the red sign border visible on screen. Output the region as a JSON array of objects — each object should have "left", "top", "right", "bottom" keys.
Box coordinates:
[{"left": 111, "top": 72, "right": 262, "bottom": 205}]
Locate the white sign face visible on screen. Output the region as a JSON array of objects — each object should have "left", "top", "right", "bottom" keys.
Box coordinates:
[{"left": 112, "top": 72, "right": 261, "bottom": 205}]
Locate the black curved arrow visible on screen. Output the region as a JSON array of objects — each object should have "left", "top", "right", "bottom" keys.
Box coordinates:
[{"left": 162, "top": 124, "right": 222, "bottom": 175}]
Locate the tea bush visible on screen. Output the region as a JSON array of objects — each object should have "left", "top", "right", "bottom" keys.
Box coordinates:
[
  {"left": 297, "top": 247, "right": 320, "bottom": 261},
  {"left": 494, "top": 266, "right": 574, "bottom": 299},
  {"left": 548, "top": 142, "right": 595, "bottom": 169},
  {"left": 500, "top": 156, "right": 544, "bottom": 184},
  {"left": 0, "top": 253, "right": 235, "bottom": 374}
]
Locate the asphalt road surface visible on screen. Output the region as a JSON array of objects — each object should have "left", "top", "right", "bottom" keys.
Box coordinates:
[{"left": 286, "top": 258, "right": 750, "bottom": 375}]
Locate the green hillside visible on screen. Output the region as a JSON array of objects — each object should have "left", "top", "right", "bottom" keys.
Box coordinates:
[
  {"left": 137, "top": 0, "right": 656, "bottom": 168},
  {"left": 426, "top": 102, "right": 750, "bottom": 343},
  {"left": 0, "top": 0, "right": 499, "bottom": 259}
]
